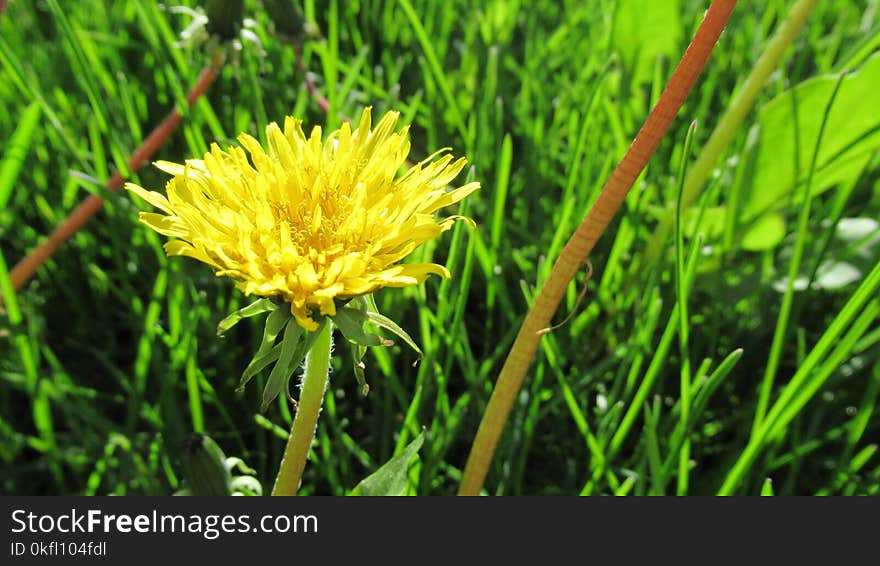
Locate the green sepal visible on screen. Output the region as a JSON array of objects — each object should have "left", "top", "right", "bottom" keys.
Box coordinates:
[
  {"left": 362, "top": 294, "right": 380, "bottom": 312},
  {"left": 334, "top": 306, "right": 392, "bottom": 347},
  {"left": 260, "top": 319, "right": 325, "bottom": 412},
  {"left": 239, "top": 343, "right": 282, "bottom": 389},
  {"left": 260, "top": 319, "right": 304, "bottom": 412},
  {"left": 362, "top": 310, "right": 423, "bottom": 361},
  {"left": 348, "top": 341, "right": 370, "bottom": 397},
  {"left": 334, "top": 299, "right": 403, "bottom": 397},
  {"left": 350, "top": 432, "right": 424, "bottom": 496},
  {"left": 236, "top": 305, "right": 290, "bottom": 392},
  {"left": 217, "top": 298, "right": 277, "bottom": 336},
  {"left": 330, "top": 295, "right": 423, "bottom": 396}
]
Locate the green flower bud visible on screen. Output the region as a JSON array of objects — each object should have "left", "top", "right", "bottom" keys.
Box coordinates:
[{"left": 180, "top": 434, "right": 231, "bottom": 496}]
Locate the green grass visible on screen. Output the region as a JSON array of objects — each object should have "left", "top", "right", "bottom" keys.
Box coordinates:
[{"left": 1, "top": 0, "right": 878, "bottom": 496}]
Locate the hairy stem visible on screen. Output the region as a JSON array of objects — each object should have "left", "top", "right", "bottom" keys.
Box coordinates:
[{"left": 272, "top": 322, "right": 333, "bottom": 496}]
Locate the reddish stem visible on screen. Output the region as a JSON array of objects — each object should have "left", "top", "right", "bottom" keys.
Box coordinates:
[
  {"left": 9, "top": 53, "right": 224, "bottom": 292},
  {"left": 458, "top": 0, "right": 738, "bottom": 496}
]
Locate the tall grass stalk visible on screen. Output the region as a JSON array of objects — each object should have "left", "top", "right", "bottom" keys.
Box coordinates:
[
  {"left": 458, "top": 0, "right": 738, "bottom": 496},
  {"left": 751, "top": 71, "right": 848, "bottom": 430}
]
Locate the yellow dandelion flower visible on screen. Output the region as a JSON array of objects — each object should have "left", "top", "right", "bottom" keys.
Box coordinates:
[{"left": 126, "top": 108, "right": 479, "bottom": 331}]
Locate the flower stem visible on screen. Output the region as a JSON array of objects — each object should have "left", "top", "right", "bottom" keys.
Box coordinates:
[
  {"left": 271, "top": 321, "right": 332, "bottom": 496},
  {"left": 457, "top": 0, "right": 737, "bottom": 496}
]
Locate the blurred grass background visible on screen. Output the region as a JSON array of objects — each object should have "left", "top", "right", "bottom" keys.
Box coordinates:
[{"left": 1, "top": 0, "right": 878, "bottom": 495}]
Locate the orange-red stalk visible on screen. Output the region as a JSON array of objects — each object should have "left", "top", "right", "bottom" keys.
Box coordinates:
[
  {"left": 8, "top": 53, "right": 224, "bottom": 292},
  {"left": 458, "top": 0, "right": 738, "bottom": 496}
]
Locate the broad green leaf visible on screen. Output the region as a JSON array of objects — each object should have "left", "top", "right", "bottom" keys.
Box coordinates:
[
  {"left": 741, "top": 212, "right": 786, "bottom": 251},
  {"left": 217, "top": 298, "right": 277, "bottom": 336},
  {"left": 744, "top": 54, "right": 880, "bottom": 220},
  {"left": 350, "top": 433, "right": 424, "bottom": 496},
  {"left": 612, "top": 0, "right": 682, "bottom": 85}
]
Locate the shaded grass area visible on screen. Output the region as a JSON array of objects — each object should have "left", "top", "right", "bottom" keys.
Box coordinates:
[{"left": 1, "top": 0, "right": 878, "bottom": 495}]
